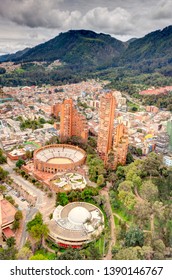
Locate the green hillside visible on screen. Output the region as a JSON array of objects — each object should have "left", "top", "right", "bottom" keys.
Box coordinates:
[
  {"left": 9, "top": 30, "right": 126, "bottom": 68},
  {"left": 120, "top": 25, "right": 172, "bottom": 72},
  {"left": 0, "top": 26, "right": 172, "bottom": 88}
]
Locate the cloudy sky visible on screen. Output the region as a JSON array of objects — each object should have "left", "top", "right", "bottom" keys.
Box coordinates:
[{"left": 0, "top": 0, "right": 172, "bottom": 55}]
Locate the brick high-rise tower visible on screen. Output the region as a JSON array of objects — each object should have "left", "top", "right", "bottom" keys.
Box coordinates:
[
  {"left": 52, "top": 99, "right": 88, "bottom": 142},
  {"left": 60, "top": 99, "right": 73, "bottom": 139},
  {"left": 113, "top": 123, "right": 128, "bottom": 169},
  {"left": 97, "top": 92, "right": 116, "bottom": 161},
  {"left": 97, "top": 92, "right": 128, "bottom": 169}
]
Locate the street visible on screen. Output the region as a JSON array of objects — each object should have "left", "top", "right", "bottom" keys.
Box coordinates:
[{"left": 1, "top": 162, "right": 56, "bottom": 248}]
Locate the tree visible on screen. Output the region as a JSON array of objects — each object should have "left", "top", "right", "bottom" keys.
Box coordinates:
[
  {"left": 88, "top": 136, "right": 97, "bottom": 148},
  {"left": 0, "top": 185, "right": 7, "bottom": 194},
  {"left": 118, "top": 190, "right": 136, "bottom": 211},
  {"left": 152, "top": 239, "right": 166, "bottom": 260},
  {"left": 17, "top": 246, "right": 33, "bottom": 260},
  {"left": 152, "top": 201, "right": 165, "bottom": 220},
  {"left": 132, "top": 174, "right": 142, "bottom": 190},
  {"left": 67, "top": 190, "right": 81, "bottom": 202},
  {"left": 133, "top": 201, "right": 151, "bottom": 228},
  {"left": 16, "top": 159, "right": 25, "bottom": 168},
  {"left": 30, "top": 254, "right": 48, "bottom": 260},
  {"left": 57, "top": 248, "right": 84, "bottom": 260},
  {"left": 27, "top": 212, "right": 43, "bottom": 231},
  {"left": 116, "top": 166, "right": 125, "bottom": 179},
  {"left": 0, "top": 247, "right": 17, "bottom": 260},
  {"left": 56, "top": 192, "right": 69, "bottom": 206},
  {"left": 142, "top": 152, "right": 162, "bottom": 177},
  {"left": 27, "top": 213, "right": 49, "bottom": 248},
  {"left": 45, "top": 136, "right": 60, "bottom": 145},
  {"left": 0, "top": 150, "right": 7, "bottom": 164},
  {"left": 6, "top": 237, "right": 16, "bottom": 248},
  {"left": 25, "top": 150, "right": 33, "bottom": 159},
  {"left": 136, "top": 148, "right": 142, "bottom": 156},
  {"left": 118, "top": 181, "right": 136, "bottom": 211},
  {"left": 86, "top": 155, "right": 106, "bottom": 182},
  {"left": 0, "top": 166, "right": 8, "bottom": 181},
  {"left": 118, "top": 180, "right": 134, "bottom": 192},
  {"left": 141, "top": 246, "right": 153, "bottom": 260},
  {"left": 114, "top": 247, "right": 140, "bottom": 260},
  {"left": 15, "top": 210, "right": 23, "bottom": 221},
  {"left": 126, "top": 166, "right": 142, "bottom": 189},
  {"left": 12, "top": 220, "right": 20, "bottom": 230},
  {"left": 13, "top": 210, "right": 23, "bottom": 230},
  {"left": 81, "top": 187, "right": 98, "bottom": 201},
  {"left": 97, "top": 174, "right": 105, "bottom": 187},
  {"left": 140, "top": 180, "right": 159, "bottom": 202},
  {"left": 94, "top": 195, "right": 106, "bottom": 207},
  {"left": 166, "top": 220, "right": 172, "bottom": 247},
  {"left": 29, "top": 224, "right": 49, "bottom": 246},
  {"left": 5, "top": 195, "right": 15, "bottom": 205},
  {"left": 126, "top": 152, "right": 134, "bottom": 164},
  {"left": 83, "top": 242, "right": 101, "bottom": 260},
  {"left": 107, "top": 171, "right": 117, "bottom": 184},
  {"left": 125, "top": 227, "right": 144, "bottom": 247}
]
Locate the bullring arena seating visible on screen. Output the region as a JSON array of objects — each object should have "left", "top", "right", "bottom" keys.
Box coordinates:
[{"left": 34, "top": 144, "right": 86, "bottom": 173}]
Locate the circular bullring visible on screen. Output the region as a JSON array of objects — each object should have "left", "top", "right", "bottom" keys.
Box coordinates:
[{"left": 34, "top": 144, "right": 86, "bottom": 173}]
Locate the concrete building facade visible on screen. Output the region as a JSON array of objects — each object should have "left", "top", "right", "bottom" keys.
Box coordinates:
[
  {"left": 163, "top": 155, "right": 172, "bottom": 167},
  {"left": 155, "top": 133, "right": 170, "bottom": 154}
]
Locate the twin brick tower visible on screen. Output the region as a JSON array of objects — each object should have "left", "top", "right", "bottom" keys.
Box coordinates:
[
  {"left": 52, "top": 99, "right": 88, "bottom": 142},
  {"left": 52, "top": 92, "right": 128, "bottom": 170},
  {"left": 97, "top": 92, "right": 128, "bottom": 169}
]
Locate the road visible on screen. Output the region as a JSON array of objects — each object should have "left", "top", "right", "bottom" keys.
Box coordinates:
[
  {"left": 10, "top": 174, "right": 45, "bottom": 207},
  {"left": 8, "top": 190, "right": 29, "bottom": 210},
  {"left": 1, "top": 162, "right": 56, "bottom": 248},
  {"left": 19, "top": 207, "right": 38, "bottom": 249},
  {"left": 122, "top": 92, "right": 145, "bottom": 110},
  {"left": 2, "top": 162, "right": 45, "bottom": 207}
]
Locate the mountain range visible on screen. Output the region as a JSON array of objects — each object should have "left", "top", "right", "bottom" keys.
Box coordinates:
[{"left": 0, "top": 25, "right": 172, "bottom": 74}]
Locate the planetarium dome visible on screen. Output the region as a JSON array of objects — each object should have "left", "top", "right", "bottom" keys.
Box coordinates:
[
  {"left": 48, "top": 202, "right": 104, "bottom": 247},
  {"left": 68, "top": 206, "right": 91, "bottom": 225}
]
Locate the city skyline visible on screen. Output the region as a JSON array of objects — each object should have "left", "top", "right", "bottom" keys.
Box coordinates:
[{"left": 0, "top": 0, "right": 172, "bottom": 55}]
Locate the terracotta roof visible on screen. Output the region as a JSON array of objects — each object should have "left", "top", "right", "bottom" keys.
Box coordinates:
[
  {"left": 2, "top": 227, "right": 15, "bottom": 238},
  {"left": 1, "top": 199, "right": 17, "bottom": 226}
]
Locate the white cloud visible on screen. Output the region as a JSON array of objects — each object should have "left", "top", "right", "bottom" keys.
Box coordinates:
[
  {"left": 81, "top": 7, "right": 133, "bottom": 35},
  {"left": 0, "top": 0, "right": 171, "bottom": 54},
  {"left": 0, "top": 0, "right": 67, "bottom": 28},
  {"left": 150, "top": 0, "right": 172, "bottom": 20}
]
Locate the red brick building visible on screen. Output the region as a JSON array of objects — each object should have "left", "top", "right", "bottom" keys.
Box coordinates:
[
  {"left": 0, "top": 195, "right": 16, "bottom": 240},
  {"left": 97, "top": 92, "right": 128, "bottom": 169},
  {"left": 113, "top": 123, "right": 128, "bottom": 169},
  {"left": 97, "top": 92, "right": 116, "bottom": 161},
  {"left": 52, "top": 99, "right": 88, "bottom": 142}
]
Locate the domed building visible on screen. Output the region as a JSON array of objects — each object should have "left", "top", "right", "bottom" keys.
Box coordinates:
[{"left": 48, "top": 202, "right": 104, "bottom": 248}]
